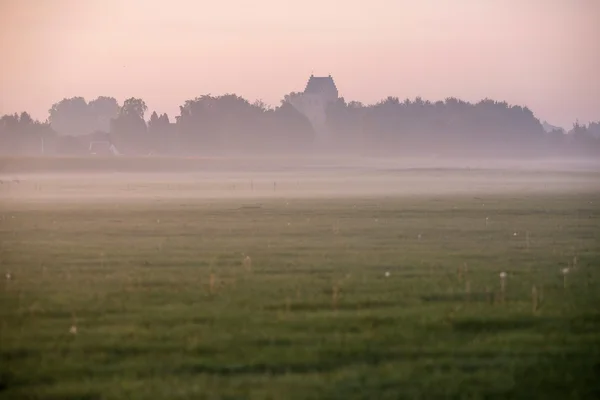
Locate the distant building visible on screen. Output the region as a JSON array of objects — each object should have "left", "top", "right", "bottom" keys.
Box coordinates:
[
  {"left": 542, "top": 121, "right": 565, "bottom": 135},
  {"left": 303, "top": 75, "right": 339, "bottom": 102},
  {"left": 89, "top": 141, "right": 121, "bottom": 156},
  {"left": 288, "top": 75, "right": 339, "bottom": 145},
  {"left": 587, "top": 122, "right": 600, "bottom": 139}
]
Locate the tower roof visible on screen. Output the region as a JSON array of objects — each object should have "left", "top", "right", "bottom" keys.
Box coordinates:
[{"left": 304, "top": 75, "right": 338, "bottom": 96}]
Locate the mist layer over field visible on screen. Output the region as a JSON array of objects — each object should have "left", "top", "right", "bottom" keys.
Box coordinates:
[{"left": 1, "top": 156, "right": 599, "bottom": 203}]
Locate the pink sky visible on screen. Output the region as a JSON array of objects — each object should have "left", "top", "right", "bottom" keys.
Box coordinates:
[{"left": 1, "top": 0, "right": 598, "bottom": 128}]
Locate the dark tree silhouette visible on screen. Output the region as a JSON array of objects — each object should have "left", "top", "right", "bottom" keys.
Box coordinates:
[
  {"left": 89, "top": 96, "right": 120, "bottom": 133},
  {"left": 49, "top": 96, "right": 119, "bottom": 137},
  {"left": 49, "top": 97, "right": 91, "bottom": 136},
  {"left": 1, "top": 90, "right": 598, "bottom": 158},
  {"left": 110, "top": 98, "right": 148, "bottom": 155},
  {"left": 327, "top": 96, "right": 550, "bottom": 157},
  {"left": 148, "top": 111, "right": 174, "bottom": 154},
  {"left": 175, "top": 94, "right": 314, "bottom": 155},
  {"left": 0, "top": 112, "right": 55, "bottom": 155}
]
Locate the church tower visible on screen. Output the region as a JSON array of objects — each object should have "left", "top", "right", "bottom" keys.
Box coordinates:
[{"left": 288, "top": 74, "right": 339, "bottom": 146}]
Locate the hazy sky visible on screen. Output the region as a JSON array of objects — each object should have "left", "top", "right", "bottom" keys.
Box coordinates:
[{"left": 1, "top": 0, "right": 598, "bottom": 128}]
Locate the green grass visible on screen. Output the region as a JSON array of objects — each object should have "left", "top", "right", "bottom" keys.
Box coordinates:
[{"left": 1, "top": 189, "right": 599, "bottom": 399}]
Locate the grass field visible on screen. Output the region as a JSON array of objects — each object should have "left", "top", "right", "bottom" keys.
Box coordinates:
[{"left": 1, "top": 168, "right": 600, "bottom": 399}]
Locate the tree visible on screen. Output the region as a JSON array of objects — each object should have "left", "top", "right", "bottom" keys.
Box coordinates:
[
  {"left": 19, "top": 112, "right": 33, "bottom": 126},
  {"left": 159, "top": 113, "right": 170, "bottom": 125},
  {"left": 2, "top": 88, "right": 598, "bottom": 158},
  {"left": 148, "top": 111, "right": 160, "bottom": 129},
  {"left": 0, "top": 112, "right": 55, "bottom": 155},
  {"left": 147, "top": 111, "right": 174, "bottom": 154},
  {"left": 109, "top": 98, "right": 148, "bottom": 155},
  {"left": 88, "top": 96, "right": 119, "bottom": 132},
  {"left": 48, "top": 97, "right": 91, "bottom": 136},
  {"left": 49, "top": 96, "right": 120, "bottom": 136},
  {"left": 0, "top": 114, "right": 19, "bottom": 131},
  {"left": 120, "top": 98, "right": 147, "bottom": 120},
  {"left": 587, "top": 121, "right": 600, "bottom": 139},
  {"left": 281, "top": 92, "right": 302, "bottom": 106}
]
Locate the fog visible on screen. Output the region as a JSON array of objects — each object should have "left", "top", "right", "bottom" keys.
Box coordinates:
[
  {"left": 2, "top": 156, "right": 598, "bottom": 205},
  {"left": 3, "top": 2, "right": 600, "bottom": 398}
]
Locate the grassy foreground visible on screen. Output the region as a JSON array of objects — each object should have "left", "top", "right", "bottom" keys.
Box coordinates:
[{"left": 1, "top": 192, "right": 599, "bottom": 399}]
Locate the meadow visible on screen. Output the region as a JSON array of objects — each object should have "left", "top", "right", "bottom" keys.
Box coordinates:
[{"left": 1, "top": 165, "right": 599, "bottom": 399}]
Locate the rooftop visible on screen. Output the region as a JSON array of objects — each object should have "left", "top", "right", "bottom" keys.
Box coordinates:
[{"left": 304, "top": 75, "right": 338, "bottom": 97}]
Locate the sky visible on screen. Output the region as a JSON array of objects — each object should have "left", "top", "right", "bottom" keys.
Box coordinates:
[{"left": 0, "top": 0, "right": 598, "bottom": 128}]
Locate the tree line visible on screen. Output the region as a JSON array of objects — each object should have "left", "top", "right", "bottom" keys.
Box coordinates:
[{"left": 1, "top": 93, "right": 598, "bottom": 158}]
